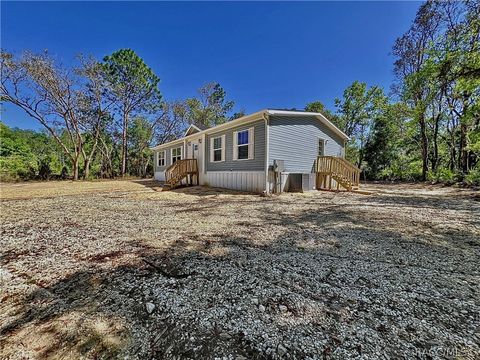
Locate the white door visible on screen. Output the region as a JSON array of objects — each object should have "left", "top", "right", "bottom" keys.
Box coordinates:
[
  {"left": 192, "top": 142, "right": 199, "bottom": 159},
  {"left": 189, "top": 138, "right": 202, "bottom": 183}
]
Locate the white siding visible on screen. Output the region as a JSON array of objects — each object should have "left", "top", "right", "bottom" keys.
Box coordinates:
[
  {"left": 203, "top": 171, "right": 265, "bottom": 193},
  {"left": 154, "top": 171, "right": 166, "bottom": 181}
]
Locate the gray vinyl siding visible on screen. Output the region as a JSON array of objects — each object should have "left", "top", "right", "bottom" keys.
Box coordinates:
[
  {"left": 268, "top": 115, "right": 345, "bottom": 173},
  {"left": 206, "top": 120, "right": 266, "bottom": 171},
  {"left": 153, "top": 143, "right": 184, "bottom": 172}
]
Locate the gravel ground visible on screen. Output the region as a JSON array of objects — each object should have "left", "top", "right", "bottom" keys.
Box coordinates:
[{"left": 0, "top": 180, "right": 479, "bottom": 359}]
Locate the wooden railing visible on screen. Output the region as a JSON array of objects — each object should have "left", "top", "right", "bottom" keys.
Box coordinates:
[
  {"left": 165, "top": 159, "right": 198, "bottom": 188},
  {"left": 316, "top": 156, "right": 360, "bottom": 191}
]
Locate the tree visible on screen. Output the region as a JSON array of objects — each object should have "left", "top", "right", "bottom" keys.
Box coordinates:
[
  {"left": 1, "top": 51, "right": 86, "bottom": 180},
  {"left": 334, "top": 81, "right": 386, "bottom": 168},
  {"left": 364, "top": 103, "right": 411, "bottom": 179},
  {"left": 304, "top": 101, "right": 342, "bottom": 128},
  {"left": 184, "top": 82, "right": 234, "bottom": 127},
  {"left": 128, "top": 117, "right": 154, "bottom": 177},
  {"left": 77, "top": 56, "right": 114, "bottom": 179},
  {"left": 102, "top": 49, "right": 162, "bottom": 176}
]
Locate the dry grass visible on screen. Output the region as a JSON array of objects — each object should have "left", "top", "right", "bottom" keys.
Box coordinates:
[{"left": 0, "top": 180, "right": 479, "bottom": 359}]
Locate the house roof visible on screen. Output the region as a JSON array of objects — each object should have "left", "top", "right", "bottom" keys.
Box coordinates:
[
  {"left": 184, "top": 123, "right": 208, "bottom": 136},
  {"left": 151, "top": 109, "right": 349, "bottom": 150}
]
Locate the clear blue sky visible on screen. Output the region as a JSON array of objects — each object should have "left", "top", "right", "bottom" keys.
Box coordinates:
[{"left": 1, "top": 1, "right": 420, "bottom": 130}]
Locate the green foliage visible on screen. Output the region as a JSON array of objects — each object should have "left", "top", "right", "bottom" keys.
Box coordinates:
[
  {"left": 427, "top": 168, "right": 459, "bottom": 184},
  {"left": 465, "top": 165, "right": 480, "bottom": 186},
  {"left": 128, "top": 117, "right": 154, "bottom": 177},
  {"left": 364, "top": 103, "right": 411, "bottom": 179},
  {"left": 103, "top": 49, "right": 161, "bottom": 110},
  {"left": 304, "top": 101, "right": 343, "bottom": 129},
  {"left": 184, "top": 82, "right": 235, "bottom": 127},
  {"left": 0, "top": 122, "right": 64, "bottom": 181}
]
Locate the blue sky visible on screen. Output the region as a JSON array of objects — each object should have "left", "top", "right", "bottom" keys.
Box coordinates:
[{"left": 1, "top": 1, "right": 420, "bottom": 130}]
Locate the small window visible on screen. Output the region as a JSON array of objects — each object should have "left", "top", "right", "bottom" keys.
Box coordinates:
[
  {"left": 318, "top": 139, "right": 325, "bottom": 157},
  {"left": 213, "top": 137, "right": 222, "bottom": 162},
  {"left": 157, "top": 150, "right": 165, "bottom": 167},
  {"left": 237, "top": 130, "right": 249, "bottom": 160},
  {"left": 210, "top": 135, "right": 225, "bottom": 162},
  {"left": 172, "top": 147, "right": 182, "bottom": 163}
]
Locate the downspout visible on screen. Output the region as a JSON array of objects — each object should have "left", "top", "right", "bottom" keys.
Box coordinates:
[{"left": 263, "top": 112, "right": 270, "bottom": 194}]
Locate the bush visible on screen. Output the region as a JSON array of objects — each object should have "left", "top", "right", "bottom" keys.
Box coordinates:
[
  {"left": 0, "top": 156, "right": 37, "bottom": 181},
  {"left": 427, "top": 168, "right": 460, "bottom": 184},
  {"left": 465, "top": 166, "right": 480, "bottom": 186},
  {"left": 38, "top": 161, "right": 52, "bottom": 180}
]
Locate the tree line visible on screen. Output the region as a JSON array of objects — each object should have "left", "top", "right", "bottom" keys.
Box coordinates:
[
  {"left": 1, "top": 1, "right": 479, "bottom": 184},
  {"left": 1, "top": 49, "right": 239, "bottom": 180},
  {"left": 307, "top": 1, "right": 479, "bottom": 184}
]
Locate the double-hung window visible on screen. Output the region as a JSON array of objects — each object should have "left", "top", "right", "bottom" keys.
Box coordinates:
[
  {"left": 318, "top": 139, "right": 325, "bottom": 157},
  {"left": 157, "top": 150, "right": 166, "bottom": 167},
  {"left": 210, "top": 135, "right": 225, "bottom": 162},
  {"left": 233, "top": 127, "right": 254, "bottom": 160},
  {"left": 172, "top": 147, "right": 182, "bottom": 163}
]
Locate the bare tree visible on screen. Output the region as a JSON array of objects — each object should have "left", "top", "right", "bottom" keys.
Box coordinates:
[
  {"left": 76, "top": 56, "right": 114, "bottom": 179},
  {"left": 1, "top": 51, "right": 85, "bottom": 179}
]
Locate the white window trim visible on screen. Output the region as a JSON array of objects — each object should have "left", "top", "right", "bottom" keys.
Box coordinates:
[
  {"left": 171, "top": 146, "right": 183, "bottom": 164},
  {"left": 210, "top": 135, "right": 225, "bottom": 163},
  {"left": 233, "top": 127, "right": 254, "bottom": 161},
  {"left": 157, "top": 150, "right": 166, "bottom": 167},
  {"left": 318, "top": 138, "right": 326, "bottom": 157}
]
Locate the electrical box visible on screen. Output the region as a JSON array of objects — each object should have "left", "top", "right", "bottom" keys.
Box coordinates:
[{"left": 273, "top": 159, "right": 284, "bottom": 172}]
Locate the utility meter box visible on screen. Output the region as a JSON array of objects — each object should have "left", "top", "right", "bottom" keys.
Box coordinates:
[{"left": 273, "top": 159, "right": 285, "bottom": 173}]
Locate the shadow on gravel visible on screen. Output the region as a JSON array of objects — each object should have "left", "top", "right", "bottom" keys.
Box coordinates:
[{"left": 1, "top": 187, "right": 479, "bottom": 359}]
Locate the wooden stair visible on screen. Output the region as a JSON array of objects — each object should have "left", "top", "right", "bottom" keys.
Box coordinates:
[
  {"left": 164, "top": 159, "right": 199, "bottom": 190},
  {"left": 316, "top": 156, "right": 361, "bottom": 192}
]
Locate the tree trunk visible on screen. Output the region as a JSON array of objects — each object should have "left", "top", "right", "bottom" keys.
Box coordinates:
[
  {"left": 84, "top": 158, "right": 91, "bottom": 180},
  {"left": 432, "top": 115, "right": 440, "bottom": 172},
  {"left": 419, "top": 113, "right": 429, "bottom": 181},
  {"left": 459, "top": 122, "right": 468, "bottom": 174},
  {"left": 121, "top": 112, "right": 128, "bottom": 177},
  {"left": 72, "top": 157, "right": 79, "bottom": 181}
]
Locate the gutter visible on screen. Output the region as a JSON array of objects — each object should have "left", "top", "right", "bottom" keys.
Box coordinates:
[
  {"left": 266, "top": 109, "right": 350, "bottom": 141},
  {"left": 150, "top": 109, "right": 268, "bottom": 151}
]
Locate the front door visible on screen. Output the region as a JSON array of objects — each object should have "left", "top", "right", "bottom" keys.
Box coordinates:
[
  {"left": 192, "top": 141, "right": 199, "bottom": 159},
  {"left": 188, "top": 138, "right": 202, "bottom": 183}
]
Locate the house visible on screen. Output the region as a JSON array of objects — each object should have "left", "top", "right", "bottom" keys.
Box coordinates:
[{"left": 151, "top": 109, "right": 359, "bottom": 193}]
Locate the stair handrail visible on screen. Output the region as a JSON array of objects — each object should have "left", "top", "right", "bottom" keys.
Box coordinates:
[
  {"left": 165, "top": 159, "right": 198, "bottom": 184},
  {"left": 316, "top": 156, "right": 360, "bottom": 188}
]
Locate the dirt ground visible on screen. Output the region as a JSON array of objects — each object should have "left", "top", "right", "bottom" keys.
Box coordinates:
[{"left": 0, "top": 180, "right": 479, "bottom": 359}]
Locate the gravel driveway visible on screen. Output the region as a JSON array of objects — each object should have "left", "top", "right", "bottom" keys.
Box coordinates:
[{"left": 1, "top": 180, "right": 479, "bottom": 359}]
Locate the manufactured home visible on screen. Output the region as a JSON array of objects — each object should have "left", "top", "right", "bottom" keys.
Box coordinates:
[{"left": 151, "top": 109, "right": 360, "bottom": 193}]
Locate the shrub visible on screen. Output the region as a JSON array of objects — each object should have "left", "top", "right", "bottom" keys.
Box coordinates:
[
  {"left": 465, "top": 166, "right": 480, "bottom": 186},
  {"left": 427, "top": 168, "right": 459, "bottom": 184}
]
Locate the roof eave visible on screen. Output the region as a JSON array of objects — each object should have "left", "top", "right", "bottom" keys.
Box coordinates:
[
  {"left": 150, "top": 109, "right": 268, "bottom": 151},
  {"left": 266, "top": 109, "right": 350, "bottom": 141}
]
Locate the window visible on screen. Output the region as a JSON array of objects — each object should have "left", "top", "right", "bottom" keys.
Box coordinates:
[
  {"left": 210, "top": 135, "right": 225, "bottom": 162},
  {"left": 157, "top": 150, "right": 165, "bottom": 167},
  {"left": 233, "top": 128, "right": 254, "bottom": 160},
  {"left": 318, "top": 139, "right": 325, "bottom": 156},
  {"left": 172, "top": 147, "right": 182, "bottom": 163}
]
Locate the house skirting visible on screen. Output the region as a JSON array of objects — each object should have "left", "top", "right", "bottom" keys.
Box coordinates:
[
  {"left": 202, "top": 171, "right": 266, "bottom": 193},
  {"left": 154, "top": 171, "right": 166, "bottom": 182}
]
